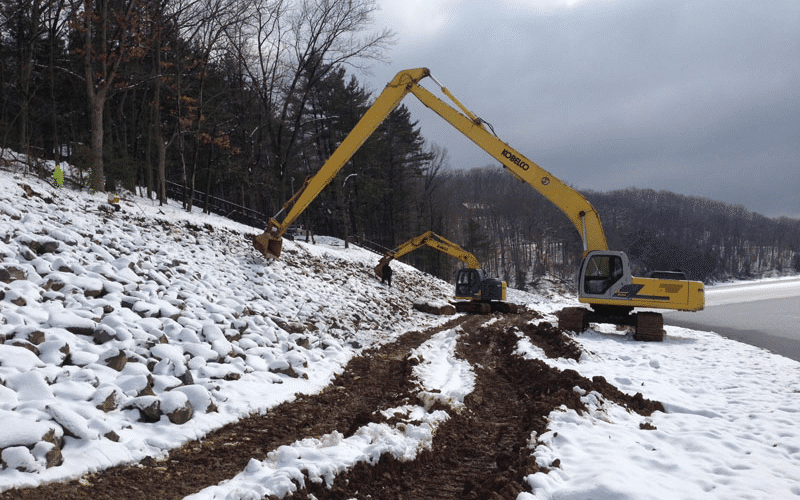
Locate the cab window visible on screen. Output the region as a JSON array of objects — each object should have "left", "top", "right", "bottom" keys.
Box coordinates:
[
  {"left": 584, "top": 255, "right": 623, "bottom": 294},
  {"left": 457, "top": 271, "right": 473, "bottom": 284}
]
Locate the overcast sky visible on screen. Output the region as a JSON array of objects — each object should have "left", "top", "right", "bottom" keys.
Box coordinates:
[{"left": 355, "top": 0, "right": 800, "bottom": 219}]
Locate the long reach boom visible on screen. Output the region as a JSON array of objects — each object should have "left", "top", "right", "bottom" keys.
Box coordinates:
[
  {"left": 253, "top": 68, "right": 607, "bottom": 259},
  {"left": 253, "top": 67, "right": 704, "bottom": 339}
]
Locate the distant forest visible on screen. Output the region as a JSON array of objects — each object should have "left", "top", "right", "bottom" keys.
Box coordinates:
[
  {"left": 419, "top": 169, "right": 800, "bottom": 288},
  {"left": 2, "top": 0, "right": 798, "bottom": 288}
]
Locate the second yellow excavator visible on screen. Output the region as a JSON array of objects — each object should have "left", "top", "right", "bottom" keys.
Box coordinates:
[
  {"left": 253, "top": 67, "right": 705, "bottom": 341},
  {"left": 374, "top": 230, "right": 516, "bottom": 313}
]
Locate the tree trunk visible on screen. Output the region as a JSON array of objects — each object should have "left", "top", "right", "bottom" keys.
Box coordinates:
[
  {"left": 157, "top": 132, "right": 167, "bottom": 205},
  {"left": 154, "top": 43, "right": 165, "bottom": 204},
  {"left": 88, "top": 92, "right": 107, "bottom": 192}
]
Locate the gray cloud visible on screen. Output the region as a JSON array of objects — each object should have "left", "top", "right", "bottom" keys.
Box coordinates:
[{"left": 361, "top": 0, "right": 800, "bottom": 218}]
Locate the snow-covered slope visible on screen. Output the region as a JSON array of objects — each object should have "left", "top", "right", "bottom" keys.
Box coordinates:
[
  {"left": 0, "top": 160, "right": 467, "bottom": 489},
  {"left": 2, "top": 155, "right": 800, "bottom": 500}
]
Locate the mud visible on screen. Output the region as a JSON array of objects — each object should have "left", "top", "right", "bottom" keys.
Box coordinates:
[{"left": 1, "top": 310, "right": 663, "bottom": 500}]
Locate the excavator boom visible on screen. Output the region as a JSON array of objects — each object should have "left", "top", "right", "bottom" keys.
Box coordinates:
[
  {"left": 253, "top": 68, "right": 433, "bottom": 259},
  {"left": 253, "top": 66, "right": 703, "bottom": 321},
  {"left": 253, "top": 67, "right": 606, "bottom": 258},
  {"left": 374, "top": 230, "right": 479, "bottom": 279}
]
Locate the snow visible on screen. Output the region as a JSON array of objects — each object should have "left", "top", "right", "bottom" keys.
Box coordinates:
[
  {"left": 1, "top": 153, "right": 799, "bottom": 498},
  {"left": 516, "top": 323, "right": 800, "bottom": 499},
  {"left": 412, "top": 327, "right": 475, "bottom": 410}
]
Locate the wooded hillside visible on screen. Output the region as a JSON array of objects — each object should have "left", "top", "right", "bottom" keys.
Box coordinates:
[
  {"left": 2, "top": 0, "right": 798, "bottom": 288},
  {"left": 392, "top": 167, "right": 799, "bottom": 289}
]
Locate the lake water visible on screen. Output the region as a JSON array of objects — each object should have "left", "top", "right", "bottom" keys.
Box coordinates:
[{"left": 664, "top": 277, "right": 800, "bottom": 362}]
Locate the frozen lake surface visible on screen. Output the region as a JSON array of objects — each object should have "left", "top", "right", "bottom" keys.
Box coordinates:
[{"left": 665, "top": 277, "right": 800, "bottom": 361}]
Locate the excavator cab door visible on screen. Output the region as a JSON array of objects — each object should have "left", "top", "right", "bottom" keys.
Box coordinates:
[
  {"left": 578, "top": 251, "right": 632, "bottom": 300},
  {"left": 455, "top": 268, "right": 484, "bottom": 300}
]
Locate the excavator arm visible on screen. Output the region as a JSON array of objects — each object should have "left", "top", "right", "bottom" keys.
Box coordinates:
[
  {"left": 253, "top": 68, "right": 433, "bottom": 259},
  {"left": 373, "top": 230, "right": 479, "bottom": 279},
  {"left": 253, "top": 67, "right": 702, "bottom": 319},
  {"left": 253, "top": 67, "right": 606, "bottom": 259}
]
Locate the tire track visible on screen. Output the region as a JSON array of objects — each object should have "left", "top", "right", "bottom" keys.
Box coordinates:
[{"left": 2, "top": 311, "right": 663, "bottom": 500}]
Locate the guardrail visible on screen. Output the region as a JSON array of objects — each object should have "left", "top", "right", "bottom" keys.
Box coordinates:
[{"left": 165, "top": 181, "right": 267, "bottom": 229}]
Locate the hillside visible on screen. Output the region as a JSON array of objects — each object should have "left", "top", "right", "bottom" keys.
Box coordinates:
[
  {"left": 1, "top": 160, "right": 799, "bottom": 499},
  {"left": 438, "top": 169, "right": 800, "bottom": 288}
]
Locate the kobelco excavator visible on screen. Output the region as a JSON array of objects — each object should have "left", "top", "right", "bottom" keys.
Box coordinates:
[
  {"left": 374, "top": 230, "right": 516, "bottom": 313},
  {"left": 253, "top": 67, "right": 704, "bottom": 340}
]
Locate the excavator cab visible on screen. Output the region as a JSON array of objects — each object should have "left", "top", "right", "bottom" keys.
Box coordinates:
[
  {"left": 577, "top": 250, "right": 703, "bottom": 312},
  {"left": 455, "top": 268, "right": 505, "bottom": 302},
  {"left": 580, "top": 252, "right": 628, "bottom": 297},
  {"left": 455, "top": 268, "right": 483, "bottom": 299}
]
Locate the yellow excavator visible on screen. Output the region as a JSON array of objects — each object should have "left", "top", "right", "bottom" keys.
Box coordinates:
[
  {"left": 373, "top": 230, "right": 516, "bottom": 314},
  {"left": 253, "top": 67, "right": 704, "bottom": 340}
]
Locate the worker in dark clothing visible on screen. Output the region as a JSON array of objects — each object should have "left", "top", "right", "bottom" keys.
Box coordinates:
[{"left": 381, "top": 264, "right": 392, "bottom": 287}]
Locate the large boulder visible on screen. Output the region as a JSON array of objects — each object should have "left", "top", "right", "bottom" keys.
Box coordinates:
[{"left": 413, "top": 300, "right": 456, "bottom": 316}]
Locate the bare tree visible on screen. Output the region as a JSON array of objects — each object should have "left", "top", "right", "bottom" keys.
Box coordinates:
[
  {"left": 0, "top": 0, "right": 68, "bottom": 162},
  {"left": 230, "top": 0, "right": 394, "bottom": 212},
  {"left": 419, "top": 143, "right": 449, "bottom": 229},
  {"left": 172, "top": 0, "right": 249, "bottom": 211}
]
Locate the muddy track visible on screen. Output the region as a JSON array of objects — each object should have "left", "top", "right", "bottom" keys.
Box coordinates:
[
  {"left": 295, "top": 311, "right": 663, "bottom": 500},
  {"left": 1, "top": 311, "right": 663, "bottom": 500},
  {"left": 0, "top": 315, "right": 466, "bottom": 500}
]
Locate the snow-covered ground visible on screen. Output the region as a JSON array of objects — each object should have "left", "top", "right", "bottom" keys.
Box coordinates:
[{"left": 1, "top": 153, "right": 799, "bottom": 499}]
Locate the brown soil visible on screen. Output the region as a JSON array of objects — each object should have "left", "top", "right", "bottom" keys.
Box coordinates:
[{"left": 0, "top": 309, "right": 663, "bottom": 500}]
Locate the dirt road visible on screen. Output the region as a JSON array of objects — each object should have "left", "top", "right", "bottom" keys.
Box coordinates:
[{"left": 1, "top": 310, "right": 663, "bottom": 500}]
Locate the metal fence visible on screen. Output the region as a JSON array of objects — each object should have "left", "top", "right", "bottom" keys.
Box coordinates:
[{"left": 165, "top": 181, "right": 267, "bottom": 229}]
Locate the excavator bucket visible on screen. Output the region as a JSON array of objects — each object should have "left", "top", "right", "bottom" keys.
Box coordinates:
[
  {"left": 374, "top": 255, "right": 393, "bottom": 280},
  {"left": 253, "top": 231, "right": 283, "bottom": 259},
  {"left": 253, "top": 219, "right": 285, "bottom": 259},
  {"left": 373, "top": 262, "right": 385, "bottom": 280}
]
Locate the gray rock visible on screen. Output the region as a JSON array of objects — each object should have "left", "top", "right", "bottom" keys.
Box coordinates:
[{"left": 167, "top": 401, "right": 194, "bottom": 425}]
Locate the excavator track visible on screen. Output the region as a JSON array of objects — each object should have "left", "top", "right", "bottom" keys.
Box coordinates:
[
  {"left": 555, "top": 306, "right": 590, "bottom": 333},
  {"left": 556, "top": 306, "right": 665, "bottom": 342},
  {"left": 633, "top": 311, "right": 665, "bottom": 341},
  {"left": 453, "top": 301, "right": 518, "bottom": 314},
  {"left": 454, "top": 301, "right": 492, "bottom": 314}
]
